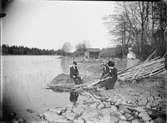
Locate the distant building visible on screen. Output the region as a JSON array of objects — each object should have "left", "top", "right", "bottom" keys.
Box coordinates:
[
  {"left": 85, "top": 48, "right": 100, "bottom": 59},
  {"left": 99, "top": 46, "right": 122, "bottom": 58},
  {"left": 100, "top": 48, "right": 116, "bottom": 58}
]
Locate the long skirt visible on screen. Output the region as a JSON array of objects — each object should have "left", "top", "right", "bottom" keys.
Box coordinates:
[{"left": 104, "top": 78, "right": 117, "bottom": 90}]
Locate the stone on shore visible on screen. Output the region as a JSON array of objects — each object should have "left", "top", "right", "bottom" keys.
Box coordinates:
[
  {"left": 138, "top": 111, "right": 151, "bottom": 122},
  {"left": 118, "top": 120, "right": 130, "bottom": 123},
  {"left": 42, "top": 111, "right": 69, "bottom": 122},
  {"left": 131, "top": 119, "right": 141, "bottom": 123}
]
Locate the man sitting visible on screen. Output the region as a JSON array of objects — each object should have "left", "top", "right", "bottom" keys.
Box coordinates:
[{"left": 70, "top": 61, "right": 82, "bottom": 85}]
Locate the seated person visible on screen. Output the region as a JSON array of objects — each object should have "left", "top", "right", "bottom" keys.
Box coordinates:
[
  {"left": 70, "top": 61, "right": 82, "bottom": 85},
  {"left": 103, "top": 60, "right": 118, "bottom": 90}
]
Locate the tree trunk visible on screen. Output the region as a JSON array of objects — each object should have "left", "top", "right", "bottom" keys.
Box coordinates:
[{"left": 140, "top": 2, "right": 145, "bottom": 57}]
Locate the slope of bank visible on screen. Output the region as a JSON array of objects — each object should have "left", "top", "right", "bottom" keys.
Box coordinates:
[
  {"left": 37, "top": 71, "right": 167, "bottom": 123},
  {"left": 3, "top": 57, "right": 166, "bottom": 123}
]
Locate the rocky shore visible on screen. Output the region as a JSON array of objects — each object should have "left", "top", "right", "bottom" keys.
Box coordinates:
[
  {"left": 2, "top": 57, "right": 166, "bottom": 123},
  {"left": 38, "top": 74, "right": 166, "bottom": 123},
  {"left": 3, "top": 77, "right": 167, "bottom": 123}
]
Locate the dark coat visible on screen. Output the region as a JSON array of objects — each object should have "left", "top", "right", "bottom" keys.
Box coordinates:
[
  {"left": 70, "top": 66, "right": 82, "bottom": 84},
  {"left": 104, "top": 67, "right": 117, "bottom": 90},
  {"left": 70, "top": 66, "right": 79, "bottom": 78}
]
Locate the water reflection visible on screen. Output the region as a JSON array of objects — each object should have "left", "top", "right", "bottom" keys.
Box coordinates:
[{"left": 2, "top": 56, "right": 70, "bottom": 121}]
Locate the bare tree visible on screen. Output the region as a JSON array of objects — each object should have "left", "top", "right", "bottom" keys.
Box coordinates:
[
  {"left": 74, "top": 41, "right": 89, "bottom": 56},
  {"left": 62, "top": 42, "right": 72, "bottom": 53},
  {"left": 104, "top": 1, "right": 167, "bottom": 59}
]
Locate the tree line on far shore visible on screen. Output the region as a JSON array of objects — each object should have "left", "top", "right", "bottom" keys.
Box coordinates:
[
  {"left": 1, "top": 44, "right": 71, "bottom": 55},
  {"left": 1, "top": 43, "right": 124, "bottom": 58}
]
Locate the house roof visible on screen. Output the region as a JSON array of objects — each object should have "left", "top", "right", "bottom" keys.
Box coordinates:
[{"left": 86, "top": 48, "right": 100, "bottom": 52}]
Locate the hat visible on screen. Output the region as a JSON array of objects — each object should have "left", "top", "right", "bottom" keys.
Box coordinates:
[
  {"left": 73, "top": 61, "right": 77, "bottom": 65},
  {"left": 108, "top": 61, "right": 115, "bottom": 67}
]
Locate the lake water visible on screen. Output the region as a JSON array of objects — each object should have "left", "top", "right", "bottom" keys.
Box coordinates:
[{"left": 2, "top": 56, "right": 72, "bottom": 120}]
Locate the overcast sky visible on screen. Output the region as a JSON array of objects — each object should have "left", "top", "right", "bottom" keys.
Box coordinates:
[{"left": 2, "top": 0, "right": 119, "bottom": 51}]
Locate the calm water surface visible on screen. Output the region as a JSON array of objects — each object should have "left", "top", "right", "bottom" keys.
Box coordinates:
[{"left": 2, "top": 56, "right": 71, "bottom": 120}]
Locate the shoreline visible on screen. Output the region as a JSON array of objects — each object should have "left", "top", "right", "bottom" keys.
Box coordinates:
[
  {"left": 30, "top": 72, "right": 167, "bottom": 123},
  {"left": 43, "top": 57, "right": 166, "bottom": 123},
  {"left": 2, "top": 56, "right": 166, "bottom": 123}
]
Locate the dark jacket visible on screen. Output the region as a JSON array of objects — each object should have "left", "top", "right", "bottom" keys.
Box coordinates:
[
  {"left": 70, "top": 66, "right": 79, "bottom": 78},
  {"left": 108, "top": 67, "right": 117, "bottom": 80}
]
